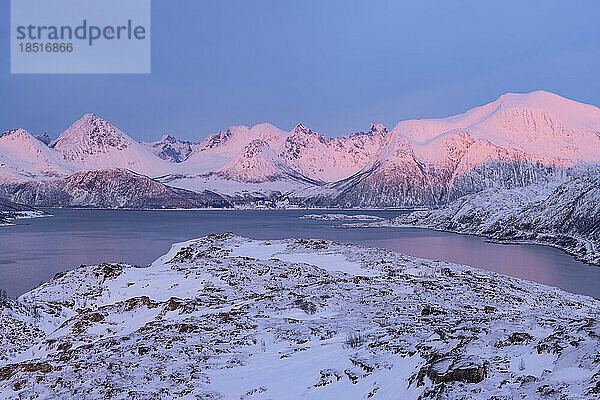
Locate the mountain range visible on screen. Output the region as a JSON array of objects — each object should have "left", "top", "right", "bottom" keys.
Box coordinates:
[{"left": 1, "top": 91, "right": 599, "bottom": 208}]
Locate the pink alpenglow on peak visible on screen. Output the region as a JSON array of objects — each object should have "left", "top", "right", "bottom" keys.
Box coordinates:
[
  {"left": 0, "top": 128, "right": 72, "bottom": 182},
  {"left": 51, "top": 113, "right": 171, "bottom": 175},
  {"left": 0, "top": 91, "right": 599, "bottom": 207}
]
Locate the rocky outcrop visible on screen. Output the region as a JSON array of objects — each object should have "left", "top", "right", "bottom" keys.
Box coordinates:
[
  {"left": 421, "top": 356, "right": 488, "bottom": 384},
  {"left": 141, "top": 135, "right": 200, "bottom": 163},
  {"left": 2, "top": 235, "right": 599, "bottom": 398}
]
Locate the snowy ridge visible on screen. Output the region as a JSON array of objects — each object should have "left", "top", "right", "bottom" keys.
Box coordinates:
[
  {"left": 0, "top": 129, "right": 73, "bottom": 183},
  {"left": 300, "top": 213, "right": 384, "bottom": 221},
  {"left": 1, "top": 91, "right": 599, "bottom": 208},
  {"left": 1, "top": 234, "right": 600, "bottom": 398},
  {"left": 0, "top": 169, "right": 231, "bottom": 209},
  {"left": 215, "top": 139, "right": 311, "bottom": 183}
]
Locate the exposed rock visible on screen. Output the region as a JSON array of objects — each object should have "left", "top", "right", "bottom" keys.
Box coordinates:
[{"left": 0, "top": 169, "right": 231, "bottom": 209}]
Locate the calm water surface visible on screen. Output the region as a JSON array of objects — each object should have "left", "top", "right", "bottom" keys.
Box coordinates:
[{"left": 1, "top": 209, "right": 599, "bottom": 298}]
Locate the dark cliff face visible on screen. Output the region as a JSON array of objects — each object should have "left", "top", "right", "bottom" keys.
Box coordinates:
[
  {"left": 292, "top": 160, "right": 565, "bottom": 209},
  {"left": 0, "top": 169, "right": 231, "bottom": 209}
]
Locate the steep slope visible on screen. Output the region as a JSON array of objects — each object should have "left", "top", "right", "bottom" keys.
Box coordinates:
[
  {"left": 168, "top": 122, "right": 386, "bottom": 193},
  {"left": 297, "top": 91, "right": 600, "bottom": 207},
  {"left": 2, "top": 91, "right": 599, "bottom": 208},
  {"left": 34, "top": 133, "right": 52, "bottom": 146},
  {"left": 2, "top": 235, "right": 600, "bottom": 398},
  {"left": 0, "top": 129, "right": 72, "bottom": 183},
  {"left": 280, "top": 123, "right": 386, "bottom": 182},
  {"left": 180, "top": 123, "right": 289, "bottom": 174},
  {"left": 141, "top": 135, "right": 200, "bottom": 163},
  {"left": 215, "top": 139, "right": 314, "bottom": 183},
  {"left": 51, "top": 114, "right": 170, "bottom": 176},
  {"left": 394, "top": 91, "right": 600, "bottom": 164},
  {"left": 0, "top": 169, "right": 231, "bottom": 209},
  {"left": 354, "top": 172, "right": 600, "bottom": 264}
]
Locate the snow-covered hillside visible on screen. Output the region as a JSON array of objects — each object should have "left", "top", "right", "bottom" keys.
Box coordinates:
[
  {"left": 1, "top": 234, "right": 600, "bottom": 399},
  {"left": 0, "top": 198, "right": 48, "bottom": 225},
  {"left": 343, "top": 173, "right": 600, "bottom": 265}
]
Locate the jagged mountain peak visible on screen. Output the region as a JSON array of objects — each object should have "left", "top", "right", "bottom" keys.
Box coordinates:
[
  {"left": 292, "top": 123, "right": 311, "bottom": 135},
  {"left": 141, "top": 135, "right": 200, "bottom": 163},
  {"left": 51, "top": 113, "right": 130, "bottom": 151},
  {"left": 369, "top": 122, "right": 388, "bottom": 134},
  {"left": 367, "top": 122, "right": 389, "bottom": 136},
  {"left": 160, "top": 134, "right": 177, "bottom": 143},
  {"left": 49, "top": 113, "right": 169, "bottom": 174},
  {"left": 35, "top": 133, "right": 52, "bottom": 146}
]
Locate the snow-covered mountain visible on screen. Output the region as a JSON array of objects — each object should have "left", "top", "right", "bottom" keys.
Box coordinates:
[
  {"left": 0, "top": 129, "right": 73, "bottom": 183},
  {"left": 140, "top": 135, "right": 200, "bottom": 163},
  {"left": 292, "top": 91, "right": 600, "bottom": 207},
  {"left": 51, "top": 113, "right": 170, "bottom": 176},
  {"left": 2, "top": 234, "right": 600, "bottom": 398},
  {"left": 215, "top": 139, "right": 314, "bottom": 183},
  {"left": 0, "top": 91, "right": 599, "bottom": 208},
  {"left": 179, "top": 123, "right": 290, "bottom": 174}
]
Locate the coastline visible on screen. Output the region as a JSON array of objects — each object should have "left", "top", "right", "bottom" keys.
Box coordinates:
[{"left": 336, "top": 222, "right": 600, "bottom": 268}]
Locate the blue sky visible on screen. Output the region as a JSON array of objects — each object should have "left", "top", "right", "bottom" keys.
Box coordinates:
[{"left": 1, "top": 0, "right": 600, "bottom": 141}]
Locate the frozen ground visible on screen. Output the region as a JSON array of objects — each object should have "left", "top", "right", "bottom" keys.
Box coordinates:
[{"left": 1, "top": 234, "right": 600, "bottom": 399}]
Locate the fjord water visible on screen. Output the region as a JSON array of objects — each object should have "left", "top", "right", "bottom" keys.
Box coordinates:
[{"left": 1, "top": 209, "right": 598, "bottom": 298}]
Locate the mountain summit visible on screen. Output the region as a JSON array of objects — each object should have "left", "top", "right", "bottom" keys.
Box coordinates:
[
  {"left": 51, "top": 113, "right": 169, "bottom": 175},
  {"left": 1, "top": 91, "right": 599, "bottom": 207}
]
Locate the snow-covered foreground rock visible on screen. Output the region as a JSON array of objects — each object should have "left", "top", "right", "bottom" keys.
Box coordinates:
[
  {"left": 343, "top": 174, "right": 600, "bottom": 266},
  {"left": 2, "top": 234, "right": 600, "bottom": 399}
]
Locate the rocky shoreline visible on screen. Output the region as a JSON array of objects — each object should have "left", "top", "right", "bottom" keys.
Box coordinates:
[{"left": 338, "top": 176, "right": 600, "bottom": 266}]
